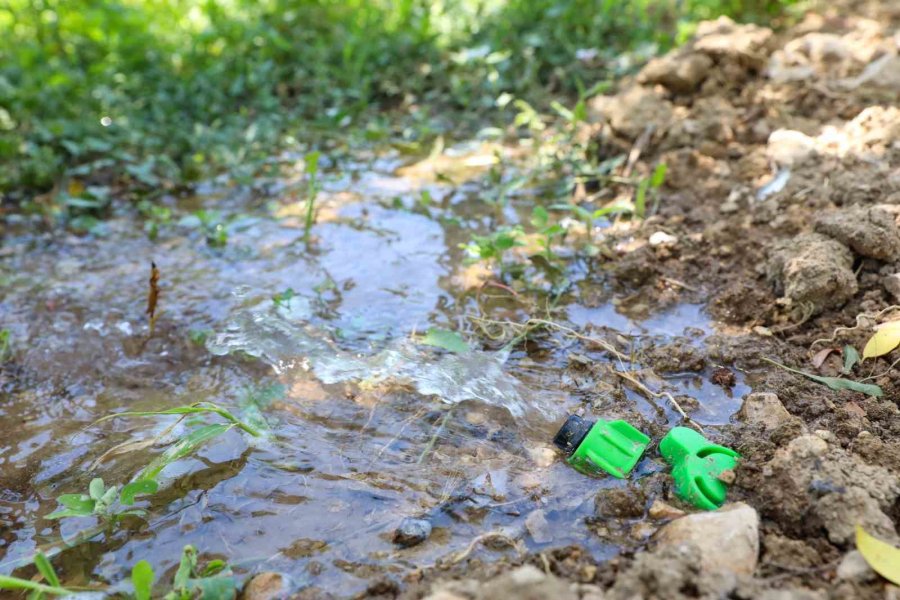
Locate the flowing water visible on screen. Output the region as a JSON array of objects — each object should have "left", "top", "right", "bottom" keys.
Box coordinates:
[{"left": 0, "top": 144, "right": 750, "bottom": 596}]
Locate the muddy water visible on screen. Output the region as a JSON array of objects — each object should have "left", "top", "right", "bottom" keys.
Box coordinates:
[{"left": 0, "top": 146, "right": 748, "bottom": 596}]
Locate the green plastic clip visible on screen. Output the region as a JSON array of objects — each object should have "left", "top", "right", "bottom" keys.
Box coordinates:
[
  {"left": 553, "top": 415, "right": 650, "bottom": 479},
  {"left": 659, "top": 427, "right": 740, "bottom": 510}
]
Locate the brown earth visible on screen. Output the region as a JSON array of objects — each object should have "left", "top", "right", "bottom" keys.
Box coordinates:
[{"left": 373, "top": 2, "right": 900, "bottom": 599}]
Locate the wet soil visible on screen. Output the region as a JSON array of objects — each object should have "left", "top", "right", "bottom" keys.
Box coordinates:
[{"left": 2, "top": 1, "right": 900, "bottom": 598}]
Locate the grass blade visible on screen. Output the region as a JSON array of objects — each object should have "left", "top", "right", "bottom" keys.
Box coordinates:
[
  {"left": 34, "top": 552, "right": 60, "bottom": 588},
  {"left": 762, "top": 358, "right": 883, "bottom": 397},
  {"left": 0, "top": 575, "right": 72, "bottom": 596},
  {"left": 139, "top": 424, "right": 234, "bottom": 481}
]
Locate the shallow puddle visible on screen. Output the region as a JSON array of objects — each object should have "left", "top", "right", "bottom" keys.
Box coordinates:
[{"left": 0, "top": 145, "right": 749, "bottom": 595}]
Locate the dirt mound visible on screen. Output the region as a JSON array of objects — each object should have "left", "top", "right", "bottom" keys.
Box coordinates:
[{"left": 412, "top": 2, "right": 900, "bottom": 598}]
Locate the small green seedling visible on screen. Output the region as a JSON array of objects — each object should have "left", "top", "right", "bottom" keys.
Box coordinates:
[
  {"left": 460, "top": 226, "right": 524, "bottom": 276},
  {"left": 46, "top": 477, "right": 158, "bottom": 524},
  {"left": 530, "top": 206, "right": 565, "bottom": 262},
  {"left": 0, "top": 329, "right": 10, "bottom": 362},
  {"left": 633, "top": 163, "right": 667, "bottom": 220},
  {"left": 164, "top": 545, "right": 236, "bottom": 600},
  {"left": 272, "top": 288, "right": 296, "bottom": 309},
  {"left": 303, "top": 151, "right": 321, "bottom": 245}
]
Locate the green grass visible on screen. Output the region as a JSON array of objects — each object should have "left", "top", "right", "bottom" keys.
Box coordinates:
[{"left": 0, "top": 0, "right": 799, "bottom": 213}]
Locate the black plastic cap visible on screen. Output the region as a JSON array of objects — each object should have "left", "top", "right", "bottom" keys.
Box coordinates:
[{"left": 552, "top": 415, "right": 594, "bottom": 456}]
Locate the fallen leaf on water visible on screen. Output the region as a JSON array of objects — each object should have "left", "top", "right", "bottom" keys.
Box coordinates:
[
  {"left": 420, "top": 327, "right": 470, "bottom": 354},
  {"left": 856, "top": 525, "right": 900, "bottom": 585},
  {"left": 810, "top": 347, "right": 834, "bottom": 368},
  {"left": 862, "top": 320, "right": 900, "bottom": 359}
]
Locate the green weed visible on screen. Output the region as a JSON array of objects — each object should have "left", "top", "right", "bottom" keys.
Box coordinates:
[
  {"left": 0, "top": 329, "right": 10, "bottom": 362},
  {"left": 46, "top": 477, "right": 158, "bottom": 525},
  {"left": 303, "top": 152, "right": 322, "bottom": 245}
]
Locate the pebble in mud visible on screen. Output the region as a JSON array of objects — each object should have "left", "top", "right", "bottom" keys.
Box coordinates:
[
  {"left": 738, "top": 392, "right": 792, "bottom": 430},
  {"left": 240, "top": 572, "right": 287, "bottom": 600},
  {"left": 393, "top": 517, "right": 432, "bottom": 547}
]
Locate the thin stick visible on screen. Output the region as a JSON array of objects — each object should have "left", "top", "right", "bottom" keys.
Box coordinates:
[
  {"left": 615, "top": 370, "right": 701, "bottom": 431},
  {"left": 417, "top": 410, "right": 451, "bottom": 464},
  {"left": 447, "top": 531, "right": 520, "bottom": 565}
]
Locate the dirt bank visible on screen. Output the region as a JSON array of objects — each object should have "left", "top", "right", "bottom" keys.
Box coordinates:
[{"left": 398, "top": 2, "right": 900, "bottom": 599}]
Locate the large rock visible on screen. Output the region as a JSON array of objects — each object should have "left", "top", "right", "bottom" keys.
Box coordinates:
[
  {"left": 654, "top": 502, "right": 760, "bottom": 577},
  {"left": 766, "top": 233, "right": 857, "bottom": 314},
  {"left": 590, "top": 86, "right": 674, "bottom": 139},
  {"left": 693, "top": 17, "right": 774, "bottom": 68},
  {"left": 477, "top": 565, "right": 577, "bottom": 600},
  {"left": 814, "top": 204, "right": 900, "bottom": 261},
  {"left": 638, "top": 52, "right": 714, "bottom": 93}
]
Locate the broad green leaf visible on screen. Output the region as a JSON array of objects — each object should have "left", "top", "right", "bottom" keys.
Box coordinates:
[
  {"left": 531, "top": 206, "right": 549, "bottom": 228},
  {"left": 45, "top": 508, "right": 96, "bottom": 520},
  {"left": 120, "top": 479, "right": 159, "bottom": 505},
  {"left": 762, "top": 358, "right": 882, "bottom": 397},
  {"left": 139, "top": 424, "right": 234, "bottom": 481},
  {"left": 88, "top": 478, "right": 105, "bottom": 500},
  {"left": 842, "top": 345, "right": 860, "bottom": 374},
  {"left": 863, "top": 321, "right": 900, "bottom": 359},
  {"left": 573, "top": 98, "right": 587, "bottom": 123},
  {"left": 55, "top": 494, "right": 94, "bottom": 513},
  {"left": 99, "top": 485, "right": 118, "bottom": 508},
  {"left": 421, "top": 328, "right": 470, "bottom": 354},
  {"left": 34, "top": 552, "right": 60, "bottom": 588},
  {"left": 857, "top": 525, "right": 900, "bottom": 585},
  {"left": 202, "top": 559, "right": 228, "bottom": 577},
  {"left": 0, "top": 575, "right": 72, "bottom": 595},
  {"left": 131, "top": 560, "right": 154, "bottom": 600}
]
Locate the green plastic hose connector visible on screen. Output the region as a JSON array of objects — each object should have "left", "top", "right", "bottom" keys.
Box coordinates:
[
  {"left": 553, "top": 415, "right": 650, "bottom": 479},
  {"left": 659, "top": 427, "right": 740, "bottom": 510}
]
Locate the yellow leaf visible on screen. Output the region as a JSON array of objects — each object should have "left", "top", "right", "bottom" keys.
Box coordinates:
[
  {"left": 862, "top": 320, "right": 900, "bottom": 359},
  {"left": 67, "top": 179, "right": 85, "bottom": 197},
  {"left": 856, "top": 525, "right": 900, "bottom": 585}
]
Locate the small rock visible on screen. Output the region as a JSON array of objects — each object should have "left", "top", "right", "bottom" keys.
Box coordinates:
[
  {"left": 526, "top": 445, "right": 557, "bottom": 468},
  {"left": 883, "top": 273, "right": 900, "bottom": 302},
  {"left": 477, "top": 565, "right": 577, "bottom": 600},
  {"left": 525, "top": 509, "right": 552, "bottom": 544},
  {"left": 649, "top": 231, "right": 678, "bottom": 246},
  {"left": 637, "top": 52, "right": 713, "bottom": 93},
  {"left": 648, "top": 499, "right": 686, "bottom": 520},
  {"left": 738, "top": 392, "right": 792, "bottom": 430},
  {"left": 836, "top": 550, "right": 875, "bottom": 581},
  {"left": 423, "top": 591, "right": 468, "bottom": 600},
  {"left": 241, "top": 572, "right": 286, "bottom": 600},
  {"left": 710, "top": 367, "right": 736, "bottom": 387},
  {"left": 766, "top": 129, "right": 817, "bottom": 168},
  {"left": 654, "top": 502, "right": 760, "bottom": 577},
  {"left": 393, "top": 517, "right": 432, "bottom": 547},
  {"left": 815, "top": 205, "right": 900, "bottom": 262}
]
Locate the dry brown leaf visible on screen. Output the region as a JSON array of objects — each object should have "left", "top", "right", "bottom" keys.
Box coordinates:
[
  {"left": 147, "top": 261, "right": 160, "bottom": 335},
  {"left": 811, "top": 347, "right": 835, "bottom": 368}
]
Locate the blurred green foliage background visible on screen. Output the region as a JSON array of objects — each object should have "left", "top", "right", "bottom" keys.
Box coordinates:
[{"left": 0, "top": 0, "right": 798, "bottom": 201}]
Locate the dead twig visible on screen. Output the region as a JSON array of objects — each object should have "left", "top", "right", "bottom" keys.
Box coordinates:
[
  {"left": 615, "top": 370, "right": 702, "bottom": 432},
  {"left": 447, "top": 531, "right": 521, "bottom": 565}
]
